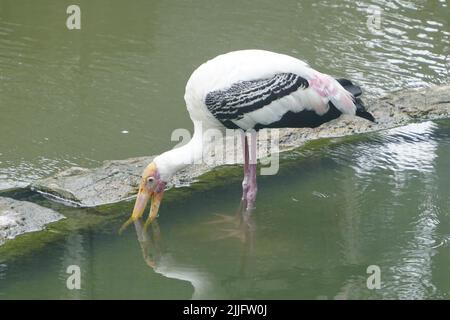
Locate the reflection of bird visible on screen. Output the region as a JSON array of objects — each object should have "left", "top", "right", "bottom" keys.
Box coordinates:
[
  {"left": 120, "top": 49, "right": 374, "bottom": 231},
  {"left": 133, "top": 219, "right": 224, "bottom": 299}
]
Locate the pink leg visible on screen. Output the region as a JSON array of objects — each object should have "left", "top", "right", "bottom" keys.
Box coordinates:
[
  {"left": 241, "top": 133, "right": 250, "bottom": 201},
  {"left": 244, "top": 131, "right": 258, "bottom": 210},
  {"left": 214, "top": 131, "right": 256, "bottom": 250}
]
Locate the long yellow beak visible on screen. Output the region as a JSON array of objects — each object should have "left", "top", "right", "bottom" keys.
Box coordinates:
[
  {"left": 119, "top": 189, "right": 164, "bottom": 234},
  {"left": 144, "top": 191, "right": 164, "bottom": 231}
]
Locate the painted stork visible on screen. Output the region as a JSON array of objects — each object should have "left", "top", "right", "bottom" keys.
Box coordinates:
[{"left": 120, "top": 49, "right": 374, "bottom": 232}]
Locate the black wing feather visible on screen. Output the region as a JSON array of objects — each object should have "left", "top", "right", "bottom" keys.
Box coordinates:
[{"left": 205, "top": 73, "right": 309, "bottom": 128}]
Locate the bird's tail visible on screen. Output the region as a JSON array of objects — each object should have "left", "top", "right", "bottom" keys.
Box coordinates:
[{"left": 335, "top": 78, "right": 375, "bottom": 122}]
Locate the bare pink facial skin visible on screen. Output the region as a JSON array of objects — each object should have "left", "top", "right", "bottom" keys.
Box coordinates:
[{"left": 154, "top": 175, "right": 166, "bottom": 193}]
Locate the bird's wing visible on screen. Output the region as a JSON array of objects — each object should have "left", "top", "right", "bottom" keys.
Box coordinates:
[{"left": 204, "top": 73, "right": 310, "bottom": 129}]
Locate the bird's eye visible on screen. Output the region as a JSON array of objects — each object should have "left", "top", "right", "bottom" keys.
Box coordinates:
[{"left": 147, "top": 177, "right": 155, "bottom": 184}]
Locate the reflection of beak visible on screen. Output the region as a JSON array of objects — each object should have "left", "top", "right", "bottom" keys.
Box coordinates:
[
  {"left": 143, "top": 190, "right": 164, "bottom": 231},
  {"left": 119, "top": 186, "right": 164, "bottom": 234},
  {"left": 134, "top": 218, "right": 163, "bottom": 269}
]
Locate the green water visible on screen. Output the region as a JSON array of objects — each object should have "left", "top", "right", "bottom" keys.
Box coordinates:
[
  {"left": 2, "top": 120, "right": 450, "bottom": 299},
  {"left": 1, "top": 0, "right": 450, "bottom": 299}
]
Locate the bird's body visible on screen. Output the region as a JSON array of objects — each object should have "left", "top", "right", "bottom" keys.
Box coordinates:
[
  {"left": 121, "top": 49, "right": 375, "bottom": 232},
  {"left": 184, "top": 50, "right": 363, "bottom": 131},
  {"left": 184, "top": 50, "right": 313, "bottom": 131}
]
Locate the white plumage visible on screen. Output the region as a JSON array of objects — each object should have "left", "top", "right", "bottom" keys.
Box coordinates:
[{"left": 184, "top": 49, "right": 356, "bottom": 131}]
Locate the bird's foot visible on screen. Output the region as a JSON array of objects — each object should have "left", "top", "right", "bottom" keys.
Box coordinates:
[
  {"left": 204, "top": 213, "right": 240, "bottom": 226},
  {"left": 211, "top": 227, "right": 247, "bottom": 242},
  {"left": 205, "top": 212, "right": 243, "bottom": 241},
  {"left": 119, "top": 216, "right": 137, "bottom": 235},
  {"left": 205, "top": 200, "right": 255, "bottom": 243}
]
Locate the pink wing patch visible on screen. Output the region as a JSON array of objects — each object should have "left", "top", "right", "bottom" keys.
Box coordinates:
[
  {"left": 308, "top": 73, "right": 356, "bottom": 115},
  {"left": 308, "top": 73, "right": 337, "bottom": 97}
]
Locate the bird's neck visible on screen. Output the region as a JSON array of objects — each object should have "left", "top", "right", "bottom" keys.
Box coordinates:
[{"left": 154, "top": 125, "right": 205, "bottom": 181}]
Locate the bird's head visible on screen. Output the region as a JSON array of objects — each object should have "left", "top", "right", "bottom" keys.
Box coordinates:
[{"left": 119, "top": 162, "right": 166, "bottom": 234}]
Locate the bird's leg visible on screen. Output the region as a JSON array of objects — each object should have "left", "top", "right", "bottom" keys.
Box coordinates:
[
  {"left": 205, "top": 132, "right": 258, "bottom": 241},
  {"left": 245, "top": 131, "right": 258, "bottom": 210},
  {"left": 241, "top": 132, "right": 250, "bottom": 203},
  {"left": 246, "top": 163, "right": 258, "bottom": 210}
]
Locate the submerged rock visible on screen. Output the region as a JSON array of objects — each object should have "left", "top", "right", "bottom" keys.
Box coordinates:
[
  {"left": 31, "top": 84, "right": 450, "bottom": 207},
  {"left": 0, "top": 197, "right": 65, "bottom": 245}
]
